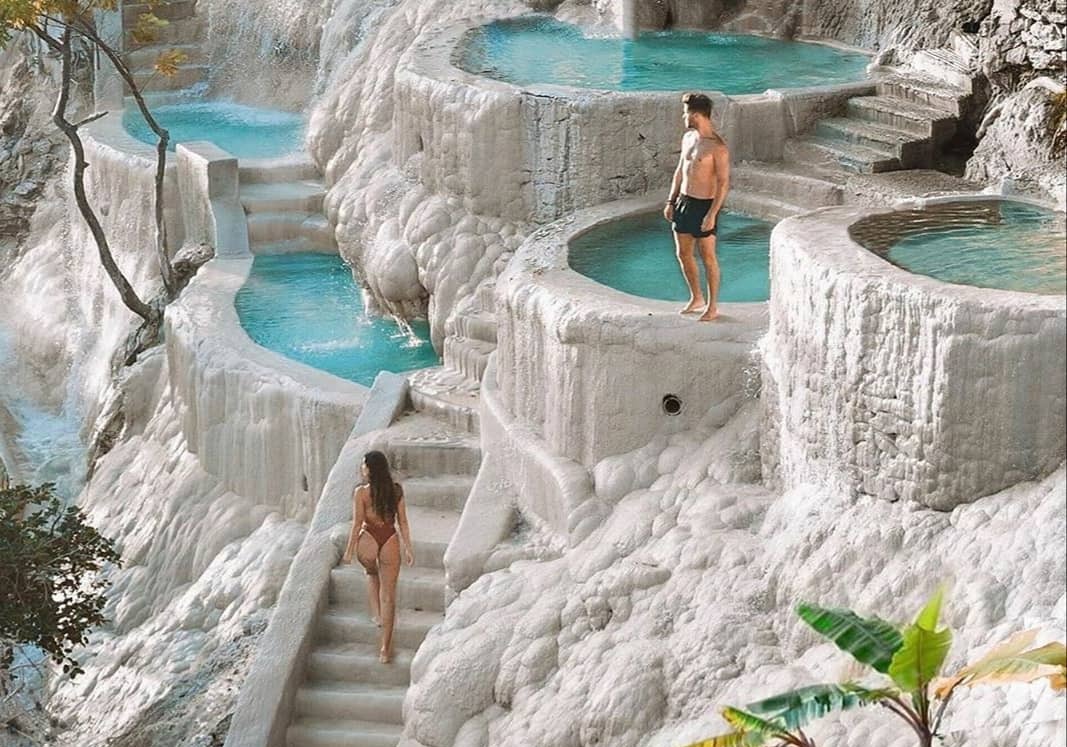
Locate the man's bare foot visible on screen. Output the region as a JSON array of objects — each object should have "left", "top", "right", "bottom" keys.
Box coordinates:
[
  {"left": 697, "top": 307, "right": 720, "bottom": 322},
  {"left": 680, "top": 298, "right": 705, "bottom": 314}
]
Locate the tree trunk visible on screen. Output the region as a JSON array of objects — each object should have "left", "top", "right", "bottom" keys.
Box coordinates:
[
  {"left": 51, "top": 27, "right": 158, "bottom": 326},
  {"left": 72, "top": 18, "right": 178, "bottom": 299}
]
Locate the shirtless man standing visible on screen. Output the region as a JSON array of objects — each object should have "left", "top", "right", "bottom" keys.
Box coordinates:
[{"left": 663, "top": 92, "right": 731, "bottom": 322}]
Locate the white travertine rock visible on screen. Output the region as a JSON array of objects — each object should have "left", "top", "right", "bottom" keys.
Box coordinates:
[
  {"left": 44, "top": 351, "right": 306, "bottom": 743},
  {"left": 966, "top": 86, "right": 1067, "bottom": 208},
  {"left": 495, "top": 198, "right": 767, "bottom": 468},
  {"left": 410, "top": 397, "right": 1066, "bottom": 747},
  {"left": 762, "top": 203, "right": 1065, "bottom": 510}
]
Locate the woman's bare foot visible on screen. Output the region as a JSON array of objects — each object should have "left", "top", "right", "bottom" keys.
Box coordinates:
[
  {"left": 379, "top": 647, "right": 392, "bottom": 664},
  {"left": 371, "top": 615, "right": 381, "bottom": 627},
  {"left": 697, "top": 306, "right": 720, "bottom": 322},
  {"left": 680, "top": 297, "right": 705, "bottom": 314}
]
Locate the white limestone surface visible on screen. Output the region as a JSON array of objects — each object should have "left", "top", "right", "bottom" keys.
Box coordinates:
[
  {"left": 46, "top": 348, "right": 307, "bottom": 744},
  {"left": 496, "top": 197, "right": 767, "bottom": 468},
  {"left": 408, "top": 399, "right": 1067, "bottom": 747},
  {"left": 763, "top": 202, "right": 1066, "bottom": 510}
]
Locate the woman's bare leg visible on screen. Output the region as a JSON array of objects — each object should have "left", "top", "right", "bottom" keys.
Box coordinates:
[
  {"left": 356, "top": 532, "right": 381, "bottom": 624},
  {"left": 377, "top": 535, "right": 402, "bottom": 662}
]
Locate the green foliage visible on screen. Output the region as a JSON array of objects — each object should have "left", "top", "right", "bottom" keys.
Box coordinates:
[
  {"left": 0, "top": 483, "right": 119, "bottom": 677},
  {"left": 796, "top": 602, "right": 903, "bottom": 674},
  {"left": 683, "top": 730, "right": 766, "bottom": 747},
  {"left": 888, "top": 589, "right": 952, "bottom": 695},
  {"left": 745, "top": 683, "right": 889, "bottom": 730},
  {"left": 690, "top": 590, "right": 1065, "bottom": 747}
]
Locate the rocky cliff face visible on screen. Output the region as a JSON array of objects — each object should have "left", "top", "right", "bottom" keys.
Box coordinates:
[{"left": 0, "top": 45, "right": 66, "bottom": 258}]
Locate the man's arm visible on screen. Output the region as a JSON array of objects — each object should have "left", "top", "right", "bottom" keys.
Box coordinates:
[{"left": 664, "top": 136, "right": 688, "bottom": 220}]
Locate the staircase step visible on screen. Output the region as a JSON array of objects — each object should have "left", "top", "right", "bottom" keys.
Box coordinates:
[
  {"left": 784, "top": 136, "right": 901, "bottom": 174},
  {"left": 447, "top": 310, "right": 497, "bottom": 344},
  {"left": 125, "top": 43, "right": 203, "bottom": 70},
  {"left": 400, "top": 474, "right": 473, "bottom": 512},
  {"left": 724, "top": 191, "right": 801, "bottom": 223},
  {"left": 814, "top": 118, "right": 932, "bottom": 168},
  {"left": 240, "top": 180, "right": 326, "bottom": 214},
  {"left": 405, "top": 505, "right": 460, "bottom": 567},
  {"left": 307, "top": 642, "right": 414, "bottom": 686},
  {"left": 287, "top": 717, "right": 402, "bottom": 747},
  {"left": 130, "top": 63, "right": 208, "bottom": 93},
  {"left": 294, "top": 683, "right": 406, "bottom": 725},
  {"left": 381, "top": 433, "right": 481, "bottom": 478},
  {"left": 730, "top": 162, "right": 844, "bottom": 209},
  {"left": 126, "top": 16, "right": 205, "bottom": 46},
  {"left": 124, "top": 1, "right": 198, "bottom": 24},
  {"left": 408, "top": 385, "right": 480, "bottom": 435},
  {"left": 909, "top": 48, "right": 974, "bottom": 92},
  {"left": 875, "top": 75, "right": 968, "bottom": 117},
  {"left": 442, "top": 336, "right": 494, "bottom": 384},
  {"left": 318, "top": 606, "right": 441, "bottom": 650},
  {"left": 330, "top": 565, "right": 445, "bottom": 611},
  {"left": 248, "top": 238, "right": 339, "bottom": 256},
  {"left": 240, "top": 156, "right": 320, "bottom": 184},
  {"left": 247, "top": 211, "right": 337, "bottom": 251},
  {"left": 847, "top": 95, "right": 957, "bottom": 143}
]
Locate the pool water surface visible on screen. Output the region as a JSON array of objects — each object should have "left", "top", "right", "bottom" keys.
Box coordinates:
[
  {"left": 457, "top": 16, "right": 870, "bottom": 94},
  {"left": 235, "top": 254, "right": 440, "bottom": 386}
]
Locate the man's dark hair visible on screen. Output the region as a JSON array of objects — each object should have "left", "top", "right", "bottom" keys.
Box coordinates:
[{"left": 682, "top": 92, "right": 713, "bottom": 118}]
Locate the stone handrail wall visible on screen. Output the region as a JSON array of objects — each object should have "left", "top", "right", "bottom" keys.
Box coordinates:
[
  {"left": 393, "top": 18, "right": 874, "bottom": 224},
  {"left": 176, "top": 142, "right": 251, "bottom": 257},
  {"left": 762, "top": 198, "right": 1067, "bottom": 509}
]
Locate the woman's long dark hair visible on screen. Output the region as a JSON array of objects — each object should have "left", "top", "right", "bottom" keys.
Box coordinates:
[{"left": 364, "top": 450, "right": 398, "bottom": 521}]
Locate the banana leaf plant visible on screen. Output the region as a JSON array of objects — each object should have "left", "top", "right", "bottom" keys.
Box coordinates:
[
  {"left": 684, "top": 683, "right": 891, "bottom": 746},
  {"left": 796, "top": 588, "right": 1066, "bottom": 747},
  {"left": 686, "top": 589, "right": 1065, "bottom": 747}
]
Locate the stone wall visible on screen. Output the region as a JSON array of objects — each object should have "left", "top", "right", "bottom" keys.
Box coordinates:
[{"left": 763, "top": 202, "right": 1066, "bottom": 510}]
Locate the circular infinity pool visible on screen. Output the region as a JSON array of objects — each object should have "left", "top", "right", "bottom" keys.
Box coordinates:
[
  {"left": 851, "top": 201, "right": 1067, "bottom": 295},
  {"left": 235, "top": 254, "right": 439, "bottom": 386},
  {"left": 123, "top": 99, "right": 304, "bottom": 159},
  {"left": 569, "top": 211, "right": 773, "bottom": 302},
  {"left": 457, "top": 16, "right": 870, "bottom": 94}
]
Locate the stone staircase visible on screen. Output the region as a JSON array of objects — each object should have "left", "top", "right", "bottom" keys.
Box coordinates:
[
  {"left": 286, "top": 412, "right": 481, "bottom": 747},
  {"left": 731, "top": 50, "right": 976, "bottom": 220},
  {"left": 406, "top": 271, "right": 503, "bottom": 433},
  {"left": 122, "top": 0, "right": 208, "bottom": 93},
  {"left": 442, "top": 277, "right": 498, "bottom": 386},
  {"left": 239, "top": 157, "right": 336, "bottom": 254}
]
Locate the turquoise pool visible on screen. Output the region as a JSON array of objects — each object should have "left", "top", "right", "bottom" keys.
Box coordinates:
[
  {"left": 852, "top": 201, "right": 1067, "bottom": 295},
  {"left": 457, "top": 16, "right": 870, "bottom": 94},
  {"left": 235, "top": 254, "right": 440, "bottom": 386},
  {"left": 569, "top": 211, "right": 773, "bottom": 302},
  {"left": 123, "top": 99, "right": 304, "bottom": 159}
]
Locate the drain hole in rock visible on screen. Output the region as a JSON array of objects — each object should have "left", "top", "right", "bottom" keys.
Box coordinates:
[{"left": 662, "top": 394, "right": 683, "bottom": 416}]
